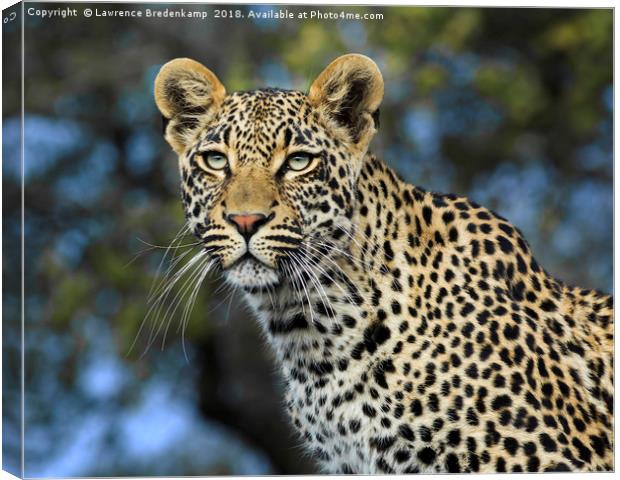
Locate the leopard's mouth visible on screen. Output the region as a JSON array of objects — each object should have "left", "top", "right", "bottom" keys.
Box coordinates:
[
  {"left": 222, "top": 253, "right": 281, "bottom": 290},
  {"left": 227, "top": 251, "right": 261, "bottom": 269}
]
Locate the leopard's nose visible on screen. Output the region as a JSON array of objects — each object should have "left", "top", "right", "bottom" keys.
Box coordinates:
[{"left": 226, "top": 212, "right": 273, "bottom": 241}]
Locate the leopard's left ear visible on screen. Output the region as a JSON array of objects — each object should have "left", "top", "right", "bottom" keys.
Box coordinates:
[
  {"left": 154, "top": 58, "right": 226, "bottom": 154},
  {"left": 308, "top": 54, "right": 384, "bottom": 148}
]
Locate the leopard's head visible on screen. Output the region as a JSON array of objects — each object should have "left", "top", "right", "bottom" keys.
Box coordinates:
[{"left": 154, "top": 54, "right": 384, "bottom": 289}]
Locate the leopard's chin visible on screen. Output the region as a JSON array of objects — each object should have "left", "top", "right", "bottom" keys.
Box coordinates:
[{"left": 224, "top": 256, "right": 280, "bottom": 290}]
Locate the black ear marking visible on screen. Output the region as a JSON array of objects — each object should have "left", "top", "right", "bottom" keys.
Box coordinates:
[
  {"left": 328, "top": 78, "right": 378, "bottom": 143},
  {"left": 162, "top": 115, "right": 170, "bottom": 134},
  {"left": 372, "top": 109, "right": 380, "bottom": 129},
  {"left": 332, "top": 78, "right": 367, "bottom": 134}
]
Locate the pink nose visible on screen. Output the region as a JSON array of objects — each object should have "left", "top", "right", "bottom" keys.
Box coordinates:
[{"left": 226, "top": 213, "right": 268, "bottom": 238}]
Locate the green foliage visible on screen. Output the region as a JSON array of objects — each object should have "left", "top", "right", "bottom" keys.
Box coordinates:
[
  {"left": 49, "top": 274, "right": 93, "bottom": 327},
  {"left": 475, "top": 62, "right": 547, "bottom": 124}
]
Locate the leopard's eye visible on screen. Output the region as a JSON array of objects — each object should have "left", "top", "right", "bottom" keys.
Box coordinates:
[
  {"left": 286, "top": 153, "right": 312, "bottom": 172},
  {"left": 203, "top": 152, "right": 228, "bottom": 170}
]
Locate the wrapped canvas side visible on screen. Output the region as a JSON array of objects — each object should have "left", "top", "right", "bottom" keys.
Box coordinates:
[{"left": 3, "top": 2, "right": 24, "bottom": 478}]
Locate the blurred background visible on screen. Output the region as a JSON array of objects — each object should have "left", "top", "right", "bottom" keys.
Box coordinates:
[{"left": 3, "top": 3, "right": 612, "bottom": 476}]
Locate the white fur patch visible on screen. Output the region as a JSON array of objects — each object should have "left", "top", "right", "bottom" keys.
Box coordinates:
[{"left": 224, "top": 257, "right": 280, "bottom": 288}]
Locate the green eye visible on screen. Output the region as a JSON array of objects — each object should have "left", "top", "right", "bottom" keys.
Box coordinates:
[
  {"left": 286, "top": 153, "right": 312, "bottom": 172},
  {"left": 203, "top": 152, "right": 228, "bottom": 170}
]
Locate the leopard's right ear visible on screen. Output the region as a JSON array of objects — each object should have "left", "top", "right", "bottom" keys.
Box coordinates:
[{"left": 154, "top": 58, "right": 226, "bottom": 154}]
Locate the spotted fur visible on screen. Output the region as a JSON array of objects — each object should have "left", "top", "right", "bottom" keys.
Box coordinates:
[{"left": 154, "top": 54, "right": 613, "bottom": 473}]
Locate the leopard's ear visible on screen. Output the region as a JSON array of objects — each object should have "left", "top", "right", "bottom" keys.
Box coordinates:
[
  {"left": 154, "top": 58, "right": 226, "bottom": 154},
  {"left": 308, "top": 54, "right": 383, "bottom": 148}
]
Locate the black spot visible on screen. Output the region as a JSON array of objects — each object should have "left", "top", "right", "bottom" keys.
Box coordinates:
[
  {"left": 503, "top": 324, "right": 520, "bottom": 340},
  {"left": 539, "top": 433, "right": 557, "bottom": 452},
  {"left": 398, "top": 424, "right": 415, "bottom": 442},
  {"left": 484, "top": 240, "right": 495, "bottom": 255},
  {"left": 362, "top": 403, "right": 377, "bottom": 418},
  {"left": 446, "top": 453, "right": 460, "bottom": 473},
  {"left": 419, "top": 425, "right": 432, "bottom": 442},
  {"left": 557, "top": 380, "right": 570, "bottom": 397},
  {"left": 515, "top": 254, "right": 527, "bottom": 274},
  {"left": 524, "top": 441, "right": 537, "bottom": 456},
  {"left": 442, "top": 211, "right": 455, "bottom": 224},
  {"left": 460, "top": 303, "right": 475, "bottom": 317},
  {"left": 342, "top": 315, "right": 356, "bottom": 328},
  {"left": 410, "top": 399, "right": 423, "bottom": 416},
  {"left": 268, "top": 313, "right": 308, "bottom": 334},
  {"left": 372, "top": 324, "right": 391, "bottom": 345},
  {"left": 471, "top": 240, "right": 480, "bottom": 257},
  {"left": 497, "top": 236, "right": 513, "bottom": 253},
  {"left": 525, "top": 416, "right": 538, "bottom": 433},
  {"left": 465, "top": 363, "right": 478, "bottom": 379},
  {"left": 525, "top": 392, "right": 540, "bottom": 410},
  {"left": 391, "top": 300, "right": 402, "bottom": 315},
  {"left": 447, "top": 429, "right": 461, "bottom": 447},
  {"left": 428, "top": 393, "right": 439, "bottom": 412},
  {"left": 498, "top": 223, "right": 514, "bottom": 236},
  {"left": 589, "top": 434, "right": 608, "bottom": 458},
  {"left": 375, "top": 456, "right": 394, "bottom": 473},
  {"left": 422, "top": 206, "right": 433, "bottom": 226},
  {"left": 350, "top": 342, "right": 364, "bottom": 360},
  {"left": 370, "top": 436, "right": 396, "bottom": 452},
  {"left": 504, "top": 437, "right": 519, "bottom": 456},
  {"left": 572, "top": 438, "right": 592, "bottom": 464},
  {"left": 309, "top": 361, "right": 333, "bottom": 376},
  {"left": 466, "top": 408, "right": 479, "bottom": 426},
  {"left": 417, "top": 447, "right": 436, "bottom": 465},
  {"left": 479, "top": 344, "right": 493, "bottom": 361},
  {"left": 394, "top": 449, "right": 411, "bottom": 463},
  {"left": 545, "top": 463, "right": 571, "bottom": 472},
  {"left": 449, "top": 227, "right": 459, "bottom": 242},
  {"left": 541, "top": 383, "right": 553, "bottom": 396},
  {"left": 373, "top": 359, "right": 396, "bottom": 389},
  {"left": 537, "top": 358, "right": 549, "bottom": 378},
  {"left": 499, "top": 410, "right": 511, "bottom": 426},
  {"left": 526, "top": 456, "right": 540, "bottom": 472}
]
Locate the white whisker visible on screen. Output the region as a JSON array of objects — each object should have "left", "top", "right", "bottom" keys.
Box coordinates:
[
  {"left": 179, "top": 258, "right": 216, "bottom": 362},
  {"left": 291, "top": 251, "right": 337, "bottom": 326},
  {"left": 132, "top": 249, "right": 207, "bottom": 357},
  {"left": 156, "top": 254, "right": 212, "bottom": 351}
]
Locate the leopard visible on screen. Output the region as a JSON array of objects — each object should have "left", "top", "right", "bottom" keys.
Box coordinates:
[{"left": 153, "top": 54, "right": 613, "bottom": 473}]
